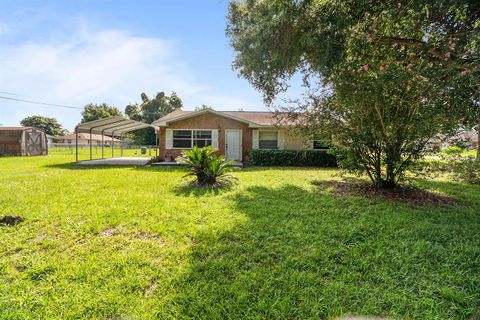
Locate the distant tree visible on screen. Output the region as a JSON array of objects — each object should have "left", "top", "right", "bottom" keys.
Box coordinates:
[
  {"left": 20, "top": 115, "right": 66, "bottom": 136},
  {"left": 124, "top": 104, "right": 142, "bottom": 121},
  {"left": 81, "top": 103, "right": 122, "bottom": 123},
  {"left": 195, "top": 104, "right": 212, "bottom": 111},
  {"left": 125, "top": 91, "right": 183, "bottom": 144}
]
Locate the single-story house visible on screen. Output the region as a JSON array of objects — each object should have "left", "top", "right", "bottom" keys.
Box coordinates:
[
  {"left": 60, "top": 133, "right": 120, "bottom": 146},
  {"left": 152, "top": 109, "right": 326, "bottom": 162}
]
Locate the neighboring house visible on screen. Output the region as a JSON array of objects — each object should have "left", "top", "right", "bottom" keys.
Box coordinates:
[
  {"left": 0, "top": 127, "right": 48, "bottom": 156},
  {"left": 428, "top": 130, "right": 479, "bottom": 151},
  {"left": 46, "top": 134, "right": 55, "bottom": 148},
  {"left": 60, "top": 133, "right": 120, "bottom": 146},
  {"left": 457, "top": 130, "right": 479, "bottom": 149},
  {"left": 152, "top": 109, "right": 325, "bottom": 162}
]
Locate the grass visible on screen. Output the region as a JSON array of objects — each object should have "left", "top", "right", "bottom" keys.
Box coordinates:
[
  {"left": 0, "top": 154, "right": 479, "bottom": 319},
  {"left": 48, "top": 146, "right": 155, "bottom": 159}
]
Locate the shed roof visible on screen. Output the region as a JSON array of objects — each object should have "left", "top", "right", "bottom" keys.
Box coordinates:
[
  {"left": 0, "top": 126, "right": 39, "bottom": 131},
  {"left": 75, "top": 117, "right": 158, "bottom": 136}
]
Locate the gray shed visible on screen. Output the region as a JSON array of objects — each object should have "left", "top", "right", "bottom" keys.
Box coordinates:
[{"left": 0, "top": 127, "right": 48, "bottom": 156}]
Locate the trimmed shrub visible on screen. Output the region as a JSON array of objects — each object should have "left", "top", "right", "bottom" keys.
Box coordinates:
[{"left": 249, "top": 149, "right": 337, "bottom": 167}]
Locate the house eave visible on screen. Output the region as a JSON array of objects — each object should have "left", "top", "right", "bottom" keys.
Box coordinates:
[{"left": 153, "top": 109, "right": 263, "bottom": 127}]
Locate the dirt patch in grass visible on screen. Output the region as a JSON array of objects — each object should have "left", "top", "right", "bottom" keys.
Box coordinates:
[
  {"left": 100, "top": 227, "right": 165, "bottom": 247},
  {"left": 0, "top": 215, "right": 25, "bottom": 226},
  {"left": 312, "top": 180, "right": 458, "bottom": 207},
  {"left": 100, "top": 228, "right": 116, "bottom": 237},
  {"left": 144, "top": 280, "right": 158, "bottom": 296}
]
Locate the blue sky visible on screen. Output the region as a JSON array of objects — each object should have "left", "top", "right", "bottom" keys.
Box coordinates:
[{"left": 0, "top": 0, "right": 284, "bottom": 131}]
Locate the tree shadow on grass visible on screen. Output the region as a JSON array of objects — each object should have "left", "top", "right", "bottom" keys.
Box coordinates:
[
  {"left": 311, "top": 178, "right": 460, "bottom": 208},
  {"left": 164, "top": 183, "right": 480, "bottom": 319}
]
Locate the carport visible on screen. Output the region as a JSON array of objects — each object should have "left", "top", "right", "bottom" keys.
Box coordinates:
[{"left": 74, "top": 117, "right": 159, "bottom": 164}]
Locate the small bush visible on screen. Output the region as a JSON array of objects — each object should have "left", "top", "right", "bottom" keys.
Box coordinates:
[
  {"left": 178, "top": 146, "right": 237, "bottom": 186},
  {"left": 452, "top": 158, "right": 480, "bottom": 185},
  {"left": 249, "top": 149, "right": 337, "bottom": 167}
]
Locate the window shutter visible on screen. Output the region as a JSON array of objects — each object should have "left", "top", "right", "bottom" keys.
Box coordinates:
[
  {"left": 211, "top": 129, "right": 218, "bottom": 148},
  {"left": 252, "top": 130, "right": 259, "bottom": 149},
  {"left": 277, "top": 130, "right": 285, "bottom": 150},
  {"left": 166, "top": 129, "right": 173, "bottom": 149}
]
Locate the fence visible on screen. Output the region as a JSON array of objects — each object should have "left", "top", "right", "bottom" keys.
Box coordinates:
[{"left": 49, "top": 143, "right": 159, "bottom": 159}]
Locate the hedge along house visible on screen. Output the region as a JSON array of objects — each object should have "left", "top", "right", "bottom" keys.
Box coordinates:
[
  {"left": 152, "top": 109, "right": 324, "bottom": 163},
  {"left": 0, "top": 127, "right": 48, "bottom": 156}
]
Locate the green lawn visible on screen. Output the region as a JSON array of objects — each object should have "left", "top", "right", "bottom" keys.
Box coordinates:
[
  {"left": 0, "top": 154, "right": 479, "bottom": 319},
  {"left": 49, "top": 146, "right": 155, "bottom": 159}
]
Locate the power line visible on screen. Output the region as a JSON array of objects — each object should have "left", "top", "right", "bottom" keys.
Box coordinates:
[
  {"left": 0, "top": 95, "right": 83, "bottom": 110},
  {"left": 0, "top": 94, "right": 177, "bottom": 116},
  {"left": 0, "top": 91, "right": 23, "bottom": 96}
]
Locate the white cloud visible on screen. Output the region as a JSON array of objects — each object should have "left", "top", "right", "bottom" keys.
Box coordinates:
[{"left": 0, "top": 25, "right": 260, "bottom": 130}]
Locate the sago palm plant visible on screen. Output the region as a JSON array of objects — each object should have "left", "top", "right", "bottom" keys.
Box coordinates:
[{"left": 178, "top": 146, "right": 237, "bottom": 185}]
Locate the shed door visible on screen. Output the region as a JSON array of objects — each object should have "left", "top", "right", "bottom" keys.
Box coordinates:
[
  {"left": 225, "top": 130, "right": 242, "bottom": 161},
  {"left": 26, "top": 132, "right": 42, "bottom": 155}
]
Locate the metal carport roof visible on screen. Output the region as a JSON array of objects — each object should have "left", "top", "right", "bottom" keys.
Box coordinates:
[
  {"left": 75, "top": 116, "right": 158, "bottom": 137},
  {"left": 74, "top": 116, "right": 159, "bottom": 162}
]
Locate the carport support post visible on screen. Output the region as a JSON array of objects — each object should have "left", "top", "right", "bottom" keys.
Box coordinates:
[
  {"left": 89, "top": 128, "right": 93, "bottom": 160},
  {"left": 75, "top": 126, "right": 79, "bottom": 163},
  {"left": 111, "top": 131, "right": 115, "bottom": 158},
  {"left": 101, "top": 130, "right": 105, "bottom": 159},
  {"left": 120, "top": 134, "right": 124, "bottom": 157}
]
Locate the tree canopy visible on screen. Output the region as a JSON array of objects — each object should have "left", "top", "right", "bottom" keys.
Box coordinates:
[
  {"left": 227, "top": 0, "right": 480, "bottom": 187},
  {"left": 20, "top": 115, "right": 66, "bottom": 137},
  {"left": 227, "top": 0, "right": 480, "bottom": 102},
  {"left": 81, "top": 103, "right": 123, "bottom": 123},
  {"left": 125, "top": 91, "right": 183, "bottom": 144},
  {"left": 195, "top": 104, "right": 213, "bottom": 111}
]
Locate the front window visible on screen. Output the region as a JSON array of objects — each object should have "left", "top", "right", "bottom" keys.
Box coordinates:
[
  {"left": 173, "top": 130, "right": 212, "bottom": 148},
  {"left": 312, "top": 134, "right": 330, "bottom": 150},
  {"left": 259, "top": 131, "right": 278, "bottom": 149}
]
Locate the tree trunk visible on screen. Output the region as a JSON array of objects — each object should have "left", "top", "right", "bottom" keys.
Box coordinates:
[{"left": 384, "top": 162, "right": 396, "bottom": 189}]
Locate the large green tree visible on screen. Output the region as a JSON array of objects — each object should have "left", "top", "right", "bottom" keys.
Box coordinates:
[
  {"left": 227, "top": 0, "right": 480, "bottom": 186},
  {"left": 125, "top": 91, "right": 183, "bottom": 144},
  {"left": 81, "top": 103, "right": 123, "bottom": 123},
  {"left": 20, "top": 115, "right": 66, "bottom": 136},
  {"left": 227, "top": 0, "right": 479, "bottom": 97}
]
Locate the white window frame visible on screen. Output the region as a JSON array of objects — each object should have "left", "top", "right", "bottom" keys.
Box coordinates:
[
  {"left": 171, "top": 129, "right": 214, "bottom": 149},
  {"left": 258, "top": 130, "right": 279, "bottom": 150}
]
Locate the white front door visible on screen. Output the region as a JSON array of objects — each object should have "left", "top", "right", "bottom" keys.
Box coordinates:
[{"left": 225, "top": 130, "right": 242, "bottom": 161}]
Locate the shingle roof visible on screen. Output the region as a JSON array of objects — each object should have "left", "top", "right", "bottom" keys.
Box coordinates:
[{"left": 155, "top": 110, "right": 293, "bottom": 127}]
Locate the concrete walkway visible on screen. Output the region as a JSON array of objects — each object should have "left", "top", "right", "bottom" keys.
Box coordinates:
[{"left": 78, "top": 157, "right": 150, "bottom": 166}]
